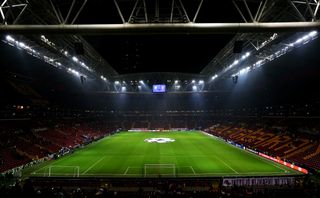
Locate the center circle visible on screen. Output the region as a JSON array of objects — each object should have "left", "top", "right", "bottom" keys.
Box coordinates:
[{"left": 144, "top": 137, "right": 175, "bottom": 143}]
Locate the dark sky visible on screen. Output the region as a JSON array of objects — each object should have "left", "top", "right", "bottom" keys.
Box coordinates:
[
  {"left": 76, "top": 0, "right": 243, "bottom": 74},
  {"left": 83, "top": 34, "right": 234, "bottom": 74}
]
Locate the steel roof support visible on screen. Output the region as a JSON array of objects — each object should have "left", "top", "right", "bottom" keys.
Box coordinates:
[{"left": 0, "top": 22, "right": 319, "bottom": 35}]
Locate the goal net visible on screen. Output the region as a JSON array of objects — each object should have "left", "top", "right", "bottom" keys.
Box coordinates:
[
  {"left": 47, "top": 165, "right": 80, "bottom": 177},
  {"left": 144, "top": 164, "right": 176, "bottom": 177}
]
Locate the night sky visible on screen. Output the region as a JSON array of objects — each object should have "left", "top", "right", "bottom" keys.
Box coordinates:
[{"left": 83, "top": 34, "right": 234, "bottom": 74}]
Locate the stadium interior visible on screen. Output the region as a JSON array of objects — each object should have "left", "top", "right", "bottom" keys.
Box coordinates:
[{"left": 1, "top": 0, "right": 320, "bottom": 197}]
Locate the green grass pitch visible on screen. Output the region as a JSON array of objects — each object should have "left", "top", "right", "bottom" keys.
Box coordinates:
[{"left": 25, "top": 131, "right": 303, "bottom": 178}]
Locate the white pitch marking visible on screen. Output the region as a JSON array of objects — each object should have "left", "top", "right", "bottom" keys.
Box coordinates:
[
  {"left": 257, "top": 157, "right": 288, "bottom": 172},
  {"left": 214, "top": 156, "right": 239, "bottom": 174},
  {"left": 82, "top": 156, "right": 106, "bottom": 174},
  {"left": 189, "top": 166, "right": 196, "bottom": 175},
  {"left": 124, "top": 167, "right": 130, "bottom": 175}
]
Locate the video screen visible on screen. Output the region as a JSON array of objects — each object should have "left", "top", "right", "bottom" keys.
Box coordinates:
[{"left": 152, "top": 84, "right": 166, "bottom": 93}]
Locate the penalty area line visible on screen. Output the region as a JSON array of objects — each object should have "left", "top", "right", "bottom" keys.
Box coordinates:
[
  {"left": 214, "top": 156, "right": 239, "bottom": 174},
  {"left": 189, "top": 166, "right": 196, "bottom": 175},
  {"left": 124, "top": 167, "right": 130, "bottom": 175},
  {"left": 256, "top": 156, "right": 289, "bottom": 172},
  {"left": 82, "top": 156, "right": 106, "bottom": 175}
]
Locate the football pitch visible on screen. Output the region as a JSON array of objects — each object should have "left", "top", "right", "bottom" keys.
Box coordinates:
[{"left": 25, "top": 131, "right": 302, "bottom": 178}]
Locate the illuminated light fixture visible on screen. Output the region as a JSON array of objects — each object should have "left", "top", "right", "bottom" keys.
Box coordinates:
[
  {"left": 139, "top": 80, "right": 144, "bottom": 84},
  {"left": 239, "top": 66, "right": 250, "bottom": 75},
  {"left": 79, "top": 62, "right": 91, "bottom": 71},
  {"left": 138, "top": 85, "right": 142, "bottom": 89},
  {"left": 257, "top": 33, "right": 278, "bottom": 50},
  {"left": 232, "top": 66, "right": 250, "bottom": 77},
  {"left": 174, "top": 80, "right": 179, "bottom": 84},
  {"left": 295, "top": 37, "right": 307, "bottom": 44},
  {"left": 64, "top": 51, "right": 68, "bottom": 55},
  {"left": 290, "top": 30, "right": 317, "bottom": 49},
  {"left": 233, "top": 31, "right": 318, "bottom": 78},
  {"left": 121, "top": 86, "right": 126, "bottom": 92},
  {"left": 68, "top": 68, "right": 80, "bottom": 76},
  {"left": 309, "top": 31, "right": 317, "bottom": 37},
  {"left": 199, "top": 80, "right": 204, "bottom": 84},
  {"left": 192, "top": 85, "right": 197, "bottom": 91},
  {"left": 40, "top": 35, "right": 55, "bottom": 47},
  {"left": 100, "top": 76, "right": 107, "bottom": 81},
  {"left": 18, "top": 42, "right": 26, "bottom": 48},
  {"left": 222, "top": 50, "right": 252, "bottom": 75},
  {"left": 175, "top": 85, "right": 181, "bottom": 89},
  {"left": 4, "top": 34, "right": 95, "bottom": 81},
  {"left": 253, "top": 60, "right": 263, "bottom": 68},
  {"left": 242, "top": 52, "right": 250, "bottom": 59},
  {"left": 191, "top": 80, "right": 195, "bottom": 83},
  {"left": 114, "top": 81, "right": 120, "bottom": 84},
  {"left": 72, "top": 56, "right": 78, "bottom": 62},
  {"left": 6, "top": 35, "right": 15, "bottom": 42},
  {"left": 302, "top": 35, "right": 309, "bottom": 40},
  {"left": 211, "top": 74, "right": 218, "bottom": 80}
]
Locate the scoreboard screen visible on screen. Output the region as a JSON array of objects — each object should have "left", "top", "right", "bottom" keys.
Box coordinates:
[{"left": 152, "top": 84, "right": 166, "bottom": 93}]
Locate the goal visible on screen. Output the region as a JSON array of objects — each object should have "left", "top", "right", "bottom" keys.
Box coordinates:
[
  {"left": 48, "top": 165, "right": 80, "bottom": 177},
  {"left": 144, "top": 164, "right": 176, "bottom": 177}
]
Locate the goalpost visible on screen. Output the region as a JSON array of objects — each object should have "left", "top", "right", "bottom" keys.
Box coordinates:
[
  {"left": 144, "top": 164, "right": 176, "bottom": 177},
  {"left": 48, "top": 165, "right": 80, "bottom": 177}
]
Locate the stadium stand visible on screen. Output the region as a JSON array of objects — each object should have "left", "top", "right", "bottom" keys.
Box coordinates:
[{"left": 206, "top": 120, "right": 320, "bottom": 171}]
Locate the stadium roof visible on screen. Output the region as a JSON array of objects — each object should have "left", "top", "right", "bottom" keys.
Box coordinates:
[{"left": 1, "top": 0, "right": 320, "bottom": 82}]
